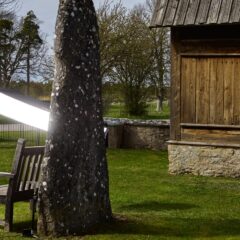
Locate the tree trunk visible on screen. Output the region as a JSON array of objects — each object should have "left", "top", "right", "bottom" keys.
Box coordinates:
[
  {"left": 0, "top": 70, "right": 4, "bottom": 87},
  {"left": 38, "top": 0, "right": 112, "bottom": 236},
  {"left": 156, "top": 95, "right": 164, "bottom": 112},
  {"left": 0, "top": 66, "right": 2, "bottom": 86},
  {"left": 2, "top": 74, "right": 11, "bottom": 88},
  {"left": 26, "top": 47, "right": 30, "bottom": 96},
  {"left": 156, "top": 96, "right": 162, "bottom": 112}
]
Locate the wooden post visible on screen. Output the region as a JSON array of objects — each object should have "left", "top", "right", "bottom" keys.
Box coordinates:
[{"left": 170, "top": 27, "right": 181, "bottom": 140}]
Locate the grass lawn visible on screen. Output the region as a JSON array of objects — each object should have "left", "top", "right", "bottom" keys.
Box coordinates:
[
  {"left": 0, "top": 116, "right": 17, "bottom": 124},
  {"left": 104, "top": 101, "right": 170, "bottom": 120},
  {"left": 0, "top": 143, "right": 240, "bottom": 239}
]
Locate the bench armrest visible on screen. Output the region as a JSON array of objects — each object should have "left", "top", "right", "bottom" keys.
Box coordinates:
[{"left": 0, "top": 172, "right": 14, "bottom": 178}]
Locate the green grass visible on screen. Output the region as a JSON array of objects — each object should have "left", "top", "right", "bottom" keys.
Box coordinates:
[
  {"left": 104, "top": 101, "right": 170, "bottom": 120},
  {"left": 0, "top": 141, "right": 16, "bottom": 174},
  {"left": 0, "top": 116, "right": 17, "bottom": 124},
  {"left": 0, "top": 131, "right": 46, "bottom": 146},
  {"left": 0, "top": 143, "right": 240, "bottom": 239}
]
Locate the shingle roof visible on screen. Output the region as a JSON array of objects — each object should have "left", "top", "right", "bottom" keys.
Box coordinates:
[{"left": 150, "top": 0, "right": 240, "bottom": 27}]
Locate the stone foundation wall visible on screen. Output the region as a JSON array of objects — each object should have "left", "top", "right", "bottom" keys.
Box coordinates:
[{"left": 168, "top": 143, "right": 240, "bottom": 178}]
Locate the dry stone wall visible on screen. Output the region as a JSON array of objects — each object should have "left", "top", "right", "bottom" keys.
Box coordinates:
[
  {"left": 123, "top": 123, "right": 169, "bottom": 150},
  {"left": 104, "top": 118, "right": 170, "bottom": 151}
]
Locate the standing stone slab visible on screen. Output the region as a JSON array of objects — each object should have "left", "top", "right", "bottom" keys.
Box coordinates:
[{"left": 38, "top": 0, "right": 112, "bottom": 236}]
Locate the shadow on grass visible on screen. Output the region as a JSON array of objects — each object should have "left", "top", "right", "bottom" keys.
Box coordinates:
[
  {"left": 91, "top": 216, "right": 240, "bottom": 238},
  {"left": 118, "top": 201, "right": 197, "bottom": 212},
  {"left": 0, "top": 220, "right": 34, "bottom": 240},
  {"left": 2, "top": 216, "right": 240, "bottom": 239},
  {"left": 11, "top": 220, "right": 34, "bottom": 233},
  {"left": 91, "top": 216, "right": 173, "bottom": 236}
]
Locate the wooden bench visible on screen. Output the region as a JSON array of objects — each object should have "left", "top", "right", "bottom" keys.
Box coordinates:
[{"left": 0, "top": 139, "right": 45, "bottom": 231}]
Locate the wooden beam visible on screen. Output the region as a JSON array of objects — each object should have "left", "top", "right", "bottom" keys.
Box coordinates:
[
  {"left": 167, "top": 140, "right": 240, "bottom": 148},
  {"left": 180, "top": 123, "right": 240, "bottom": 129}
]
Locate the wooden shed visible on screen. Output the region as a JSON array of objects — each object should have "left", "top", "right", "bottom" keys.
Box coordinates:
[{"left": 151, "top": 0, "right": 240, "bottom": 178}]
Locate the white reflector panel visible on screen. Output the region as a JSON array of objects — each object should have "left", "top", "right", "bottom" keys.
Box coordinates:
[{"left": 0, "top": 93, "right": 49, "bottom": 131}]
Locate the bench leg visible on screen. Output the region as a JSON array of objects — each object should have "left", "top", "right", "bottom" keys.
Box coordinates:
[{"left": 4, "top": 201, "right": 13, "bottom": 232}]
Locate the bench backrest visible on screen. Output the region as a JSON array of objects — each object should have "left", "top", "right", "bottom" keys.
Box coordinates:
[{"left": 10, "top": 139, "right": 45, "bottom": 199}]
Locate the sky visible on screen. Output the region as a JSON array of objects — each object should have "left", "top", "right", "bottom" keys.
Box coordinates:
[{"left": 18, "top": 0, "right": 146, "bottom": 48}]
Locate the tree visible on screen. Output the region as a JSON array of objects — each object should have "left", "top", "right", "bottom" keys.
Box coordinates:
[
  {"left": 146, "top": 0, "right": 170, "bottom": 112},
  {"left": 0, "top": 18, "right": 24, "bottom": 87},
  {"left": 20, "top": 11, "right": 43, "bottom": 95},
  {"left": 0, "top": 0, "right": 17, "bottom": 18},
  {"left": 97, "top": 0, "right": 127, "bottom": 80},
  {"left": 0, "top": 11, "right": 50, "bottom": 91},
  {"left": 149, "top": 27, "right": 170, "bottom": 112},
  {"left": 0, "top": 0, "right": 16, "bottom": 9},
  {"left": 109, "top": 6, "right": 154, "bottom": 115},
  {"left": 38, "top": 54, "right": 54, "bottom": 82},
  {"left": 97, "top": 1, "right": 127, "bottom": 113},
  {"left": 97, "top": 0, "right": 170, "bottom": 115},
  {"left": 38, "top": 0, "right": 112, "bottom": 237}
]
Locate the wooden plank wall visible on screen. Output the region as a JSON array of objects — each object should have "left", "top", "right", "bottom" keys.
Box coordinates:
[
  {"left": 234, "top": 59, "right": 240, "bottom": 123},
  {"left": 209, "top": 58, "right": 224, "bottom": 124},
  {"left": 181, "top": 57, "right": 240, "bottom": 126},
  {"left": 181, "top": 58, "right": 196, "bottom": 123},
  {"left": 170, "top": 26, "right": 240, "bottom": 141},
  {"left": 196, "top": 58, "right": 210, "bottom": 124}
]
